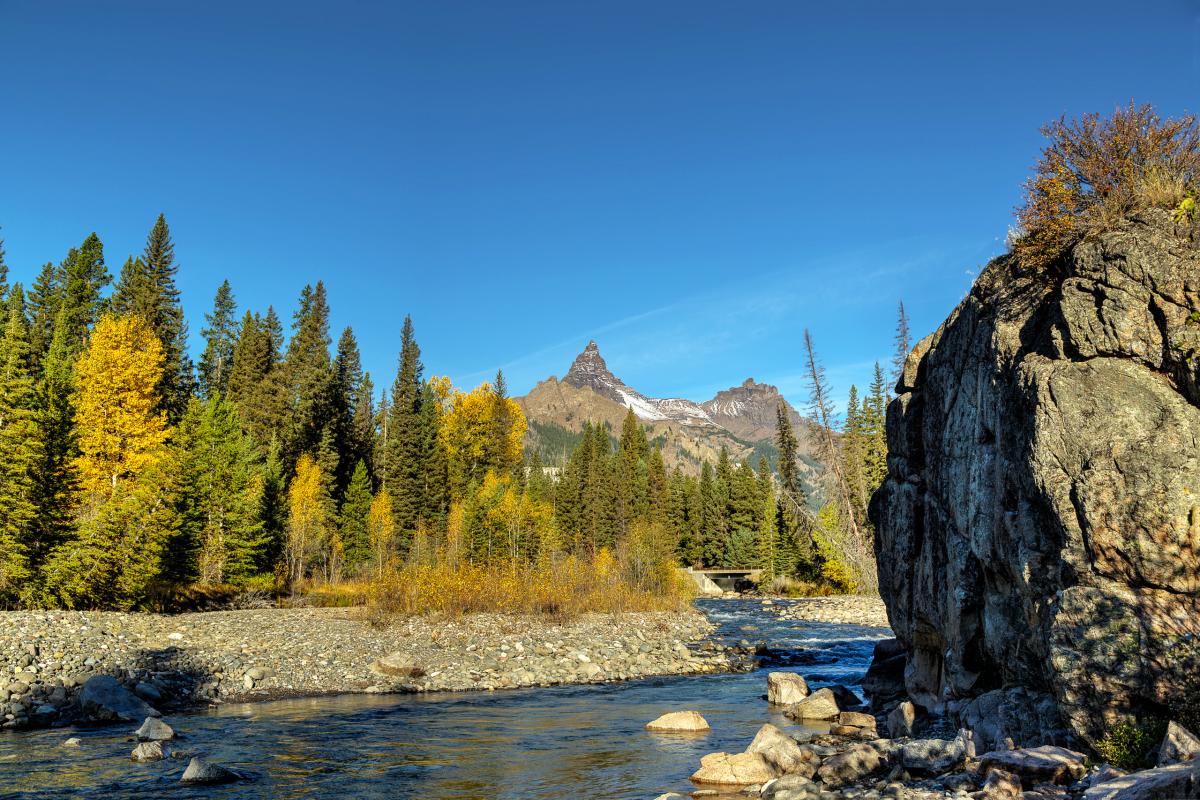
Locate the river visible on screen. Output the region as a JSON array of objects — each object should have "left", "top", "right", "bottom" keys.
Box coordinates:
[{"left": 0, "top": 598, "right": 891, "bottom": 799}]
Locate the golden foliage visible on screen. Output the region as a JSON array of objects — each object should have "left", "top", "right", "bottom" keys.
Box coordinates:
[
  {"left": 1014, "top": 103, "right": 1200, "bottom": 270},
  {"left": 73, "top": 314, "right": 170, "bottom": 497},
  {"left": 286, "top": 453, "right": 330, "bottom": 588},
  {"left": 439, "top": 379, "right": 528, "bottom": 492},
  {"left": 367, "top": 488, "right": 396, "bottom": 578},
  {"left": 368, "top": 552, "right": 693, "bottom": 620}
]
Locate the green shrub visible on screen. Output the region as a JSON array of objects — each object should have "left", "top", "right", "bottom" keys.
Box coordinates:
[{"left": 1093, "top": 718, "right": 1167, "bottom": 770}]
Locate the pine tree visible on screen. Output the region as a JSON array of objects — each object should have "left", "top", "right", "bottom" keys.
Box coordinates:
[
  {"left": 110, "top": 216, "right": 194, "bottom": 420},
  {"left": 755, "top": 457, "right": 776, "bottom": 578},
  {"left": 417, "top": 380, "right": 449, "bottom": 526},
  {"left": 841, "top": 384, "right": 869, "bottom": 523},
  {"left": 175, "top": 397, "right": 268, "bottom": 584},
  {"left": 198, "top": 280, "right": 239, "bottom": 399},
  {"left": 55, "top": 233, "right": 110, "bottom": 357},
  {"left": 864, "top": 362, "right": 889, "bottom": 494},
  {"left": 331, "top": 327, "right": 367, "bottom": 498},
  {"left": 488, "top": 369, "right": 518, "bottom": 477},
  {"left": 892, "top": 301, "right": 911, "bottom": 391},
  {"left": 646, "top": 446, "right": 668, "bottom": 526},
  {"left": 0, "top": 292, "right": 42, "bottom": 602},
  {"left": 281, "top": 283, "right": 336, "bottom": 474},
  {"left": 27, "top": 262, "right": 58, "bottom": 377},
  {"left": 73, "top": 315, "right": 171, "bottom": 497},
  {"left": 353, "top": 372, "right": 376, "bottom": 479},
  {"left": 699, "top": 461, "right": 725, "bottom": 567},
  {"left": 41, "top": 459, "right": 180, "bottom": 610},
  {"left": 384, "top": 316, "right": 430, "bottom": 539},
  {"left": 0, "top": 230, "right": 9, "bottom": 306},
  {"left": 228, "top": 310, "right": 287, "bottom": 450},
  {"left": 339, "top": 460, "right": 373, "bottom": 573}
]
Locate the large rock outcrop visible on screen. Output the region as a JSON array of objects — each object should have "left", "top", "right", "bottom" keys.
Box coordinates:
[{"left": 870, "top": 210, "right": 1200, "bottom": 746}]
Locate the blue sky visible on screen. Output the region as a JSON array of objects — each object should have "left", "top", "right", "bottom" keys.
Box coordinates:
[{"left": 2, "top": 1, "right": 1198, "bottom": 414}]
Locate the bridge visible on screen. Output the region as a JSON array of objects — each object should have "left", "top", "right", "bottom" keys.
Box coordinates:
[{"left": 681, "top": 567, "right": 763, "bottom": 594}]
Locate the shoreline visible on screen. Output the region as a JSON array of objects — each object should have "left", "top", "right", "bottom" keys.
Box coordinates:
[{"left": 0, "top": 604, "right": 753, "bottom": 731}]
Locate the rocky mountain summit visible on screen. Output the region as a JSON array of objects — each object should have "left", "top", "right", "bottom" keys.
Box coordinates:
[
  {"left": 869, "top": 210, "right": 1200, "bottom": 750},
  {"left": 521, "top": 341, "right": 816, "bottom": 474}
]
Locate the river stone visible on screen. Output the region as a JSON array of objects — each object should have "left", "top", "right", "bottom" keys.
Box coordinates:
[
  {"left": 61, "top": 737, "right": 81, "bottom": 748},
  {"left": 761, "top": 773, "right": 820, "bottom": 800},
  {"left": 135, "top": 717, "right": 174, "bottom": 741},
  {"left": 1158, "top": 720, "right": 1200, "bottom": 766},
  {"left": 862, "top": 638, "right": 906, "bottom": 707},
  {"left": 978, "top": 745, "right": 1088, "bottom": 786},
  {"left": 180, "top": 757, "right": 244, "bottom": 785},
  {"left": 133, "top": 682, "right": 162, "bottom": 703},
  {"left": 816, "top": 743, "right": 881, "bottom": 788},
  {"left": 131, "top": 741, "right": 165, "bottom": 762},
  {"left": 79, "top": 675, "right": 160, "bottom": 723},
  {"left": 784, "top": 687, "right": 840, "bottom": 720},
  {"left": 900, "top": 737, "right": 966, "bottom": 774},
  {"left": 767, "top": 672, "right": 809, "bottom": 705},
  {"left": 1082, "top": 761, "right": 1196, "bottom": 800},
  {"left": 839, "top": 711, "right": 877, "bottom": 730},
  {"left": 871, "top": 211, "right": 1200, "bottom": 747},
  {"left": 746, "top": 723, "right": 816, "bottom": 776},
  {"left": 888, "top": 700, "right": 916, "bottom": 737},
  {"left": 652, "top": 794, "right": 687, "bottom": 800},
  {"left": 645, "top": 711, "right": 710, "bottom": 732},
  {"left": 690, "top": 751, "right": 777, "bottom": 785},
  {"left": 369, "top": 653, "right": 425, "bottom": 678},
  {"left": 977, "top": 768, "right": 1022, "bottom": 799}
]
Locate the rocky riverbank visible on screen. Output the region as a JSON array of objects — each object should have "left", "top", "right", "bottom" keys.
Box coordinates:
[
  {"left": 764, "top": 596, "right": 891, "bottom": 629},
  {"left": 0, "top": 606, "right": 753, "bottom": 731},
  {"left": 659, "top": 669, "right": 1200, "bottom": 800}
]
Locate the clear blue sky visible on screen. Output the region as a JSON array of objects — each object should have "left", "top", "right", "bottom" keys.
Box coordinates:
[{"left": 2, "top": 1, "right": 1197, "bottom": 413}]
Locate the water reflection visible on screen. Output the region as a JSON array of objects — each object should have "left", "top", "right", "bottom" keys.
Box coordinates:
[{"left": 0, "top": 599, "right": 890, "bottom": 799}]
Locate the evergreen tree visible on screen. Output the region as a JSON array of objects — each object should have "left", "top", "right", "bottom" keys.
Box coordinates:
[
  {"left": 55, "top": 233, "right": 110, "bottom": 357},
  {"left": 331, "top": 327, "right": 365, "bottom": 497},
  {"left": 699, "top": 461, "right": 724, "bottom": 567},
  {"left": 646, "top": 446, "right": 669, "bottom": 526},
  {"left": 0, "top": 292, "right": 42, "bottom": 602},
  {"left": 198, "top": 280, "right": 239, "bottom": 399},
  {"left": 174, "top": 396, "right": 268, "bottom": 584},
  {"left": 26, "top": 262, "right": 58, "bottom": 377},
  {"left": 110, "top": 216, "right": 194, "bottom": 420},
  {"left": 488, "top": 369, "right": 518, "bottom": 477},
  {"left": 41, "top": 460, "right": 180, "bottom": 610},
  {"left": 0, "top": 231, "right": 9, "bottom": 305},
  {"left": 841, "top": 384, "right": 869, "bottom": 523},
  {"left": 353, "top": 371, "right": 376, "bottom": 479},
  {"left": 892, "top": 300, "right": 911, "bottom": 391},
  {"left": 227, "top": 310, "right": 287, "bottom": 449},
  {"left": 384, "top": 316, "right": 426, "bottom": 537},
  {"left": 339, "top": 460, "right": 373, "bottom": 573},
  {"left": 864, "top": 362, "right": 889, "bottom": 494},
  {"left": 281, "top": 283, "right": 336, "bottom": 474}
]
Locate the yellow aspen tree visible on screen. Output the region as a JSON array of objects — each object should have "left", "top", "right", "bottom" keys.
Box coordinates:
[
  {"left": 440, "top": 380, "right": 528, "bottom": 495},
  {"left": 287, "top": 453, "right": 328, "bottom": 590},
  {"left": 73, "top": 314, "right": 170, "bottom": 497},
  {"left": 367, "top": 488, "right": 395, "bottom": 578}
]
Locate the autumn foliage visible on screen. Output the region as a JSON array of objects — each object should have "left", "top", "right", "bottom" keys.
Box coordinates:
[
  {"left": 73, "top": 314, "right": 170, "bottom": 496},
  {"left": 1014, "top": 102, "right": 1200, "bottom": 270}
]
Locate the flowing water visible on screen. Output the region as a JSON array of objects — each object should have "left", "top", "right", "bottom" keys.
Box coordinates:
[{"left": 0, "top": 599, "right": 891, "bottom": 799}]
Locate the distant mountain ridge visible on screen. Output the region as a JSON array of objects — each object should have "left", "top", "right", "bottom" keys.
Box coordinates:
[{"left": 518, "top": 341, "right": 817, "bottom": 476}]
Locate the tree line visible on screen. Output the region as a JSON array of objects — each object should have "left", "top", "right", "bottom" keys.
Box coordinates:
[{"left": 0, "top": 216, "right": 904, "bottom": 608}]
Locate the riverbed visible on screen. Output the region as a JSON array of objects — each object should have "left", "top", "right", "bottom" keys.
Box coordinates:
[{"left": 0, "top": 599, "right": 891, "bottom": 799}]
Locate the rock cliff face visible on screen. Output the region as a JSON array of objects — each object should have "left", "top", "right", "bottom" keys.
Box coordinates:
[{"left": 870, "top": 211, "right": 1200, "bottom": 747}]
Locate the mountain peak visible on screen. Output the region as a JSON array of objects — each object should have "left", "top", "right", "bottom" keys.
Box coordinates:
[{"left": 564, "top": 340, "right": 618, "bottom": 394}]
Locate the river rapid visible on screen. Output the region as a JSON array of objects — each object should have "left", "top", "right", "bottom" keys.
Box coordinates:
[{"left": 0, "top": 599, "right": 891, "bottom": 799}]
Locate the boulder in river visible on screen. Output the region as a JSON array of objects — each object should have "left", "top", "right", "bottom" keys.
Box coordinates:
[
  {"left": 887, "top": 699, "right": 916, "bottom": 738},
  {"left": 131, "top": 741, "right": 165, "bottom": 762},
  {"left": 690, "top": 751, "right": 776, "bottom": 785},
  {"left": 783, "top": 687, "right": 839, "bottom": 720},
  {"left": 180, "top": 757, "right": 245, "bottom": 785},
  {"left": 760, "top": 774, "right": 820, "bottom": 800},
  {"left": 645, "top": 711, "right": 710, "bottom": 732},
  {"left": 766, "top": 672, "right": 809, "bottom": 705},
  {"left": 135, "top": 717, "right": 174, "bottom": 741},
  {"left": 870, "top": 211, "right": 1200, "bottom": 746},
  {"left": 745, "top": 724, "right": 816, "bottom": 777},
  {"left": 79, "top": 675, "right": 160, "bottom": 723}
]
